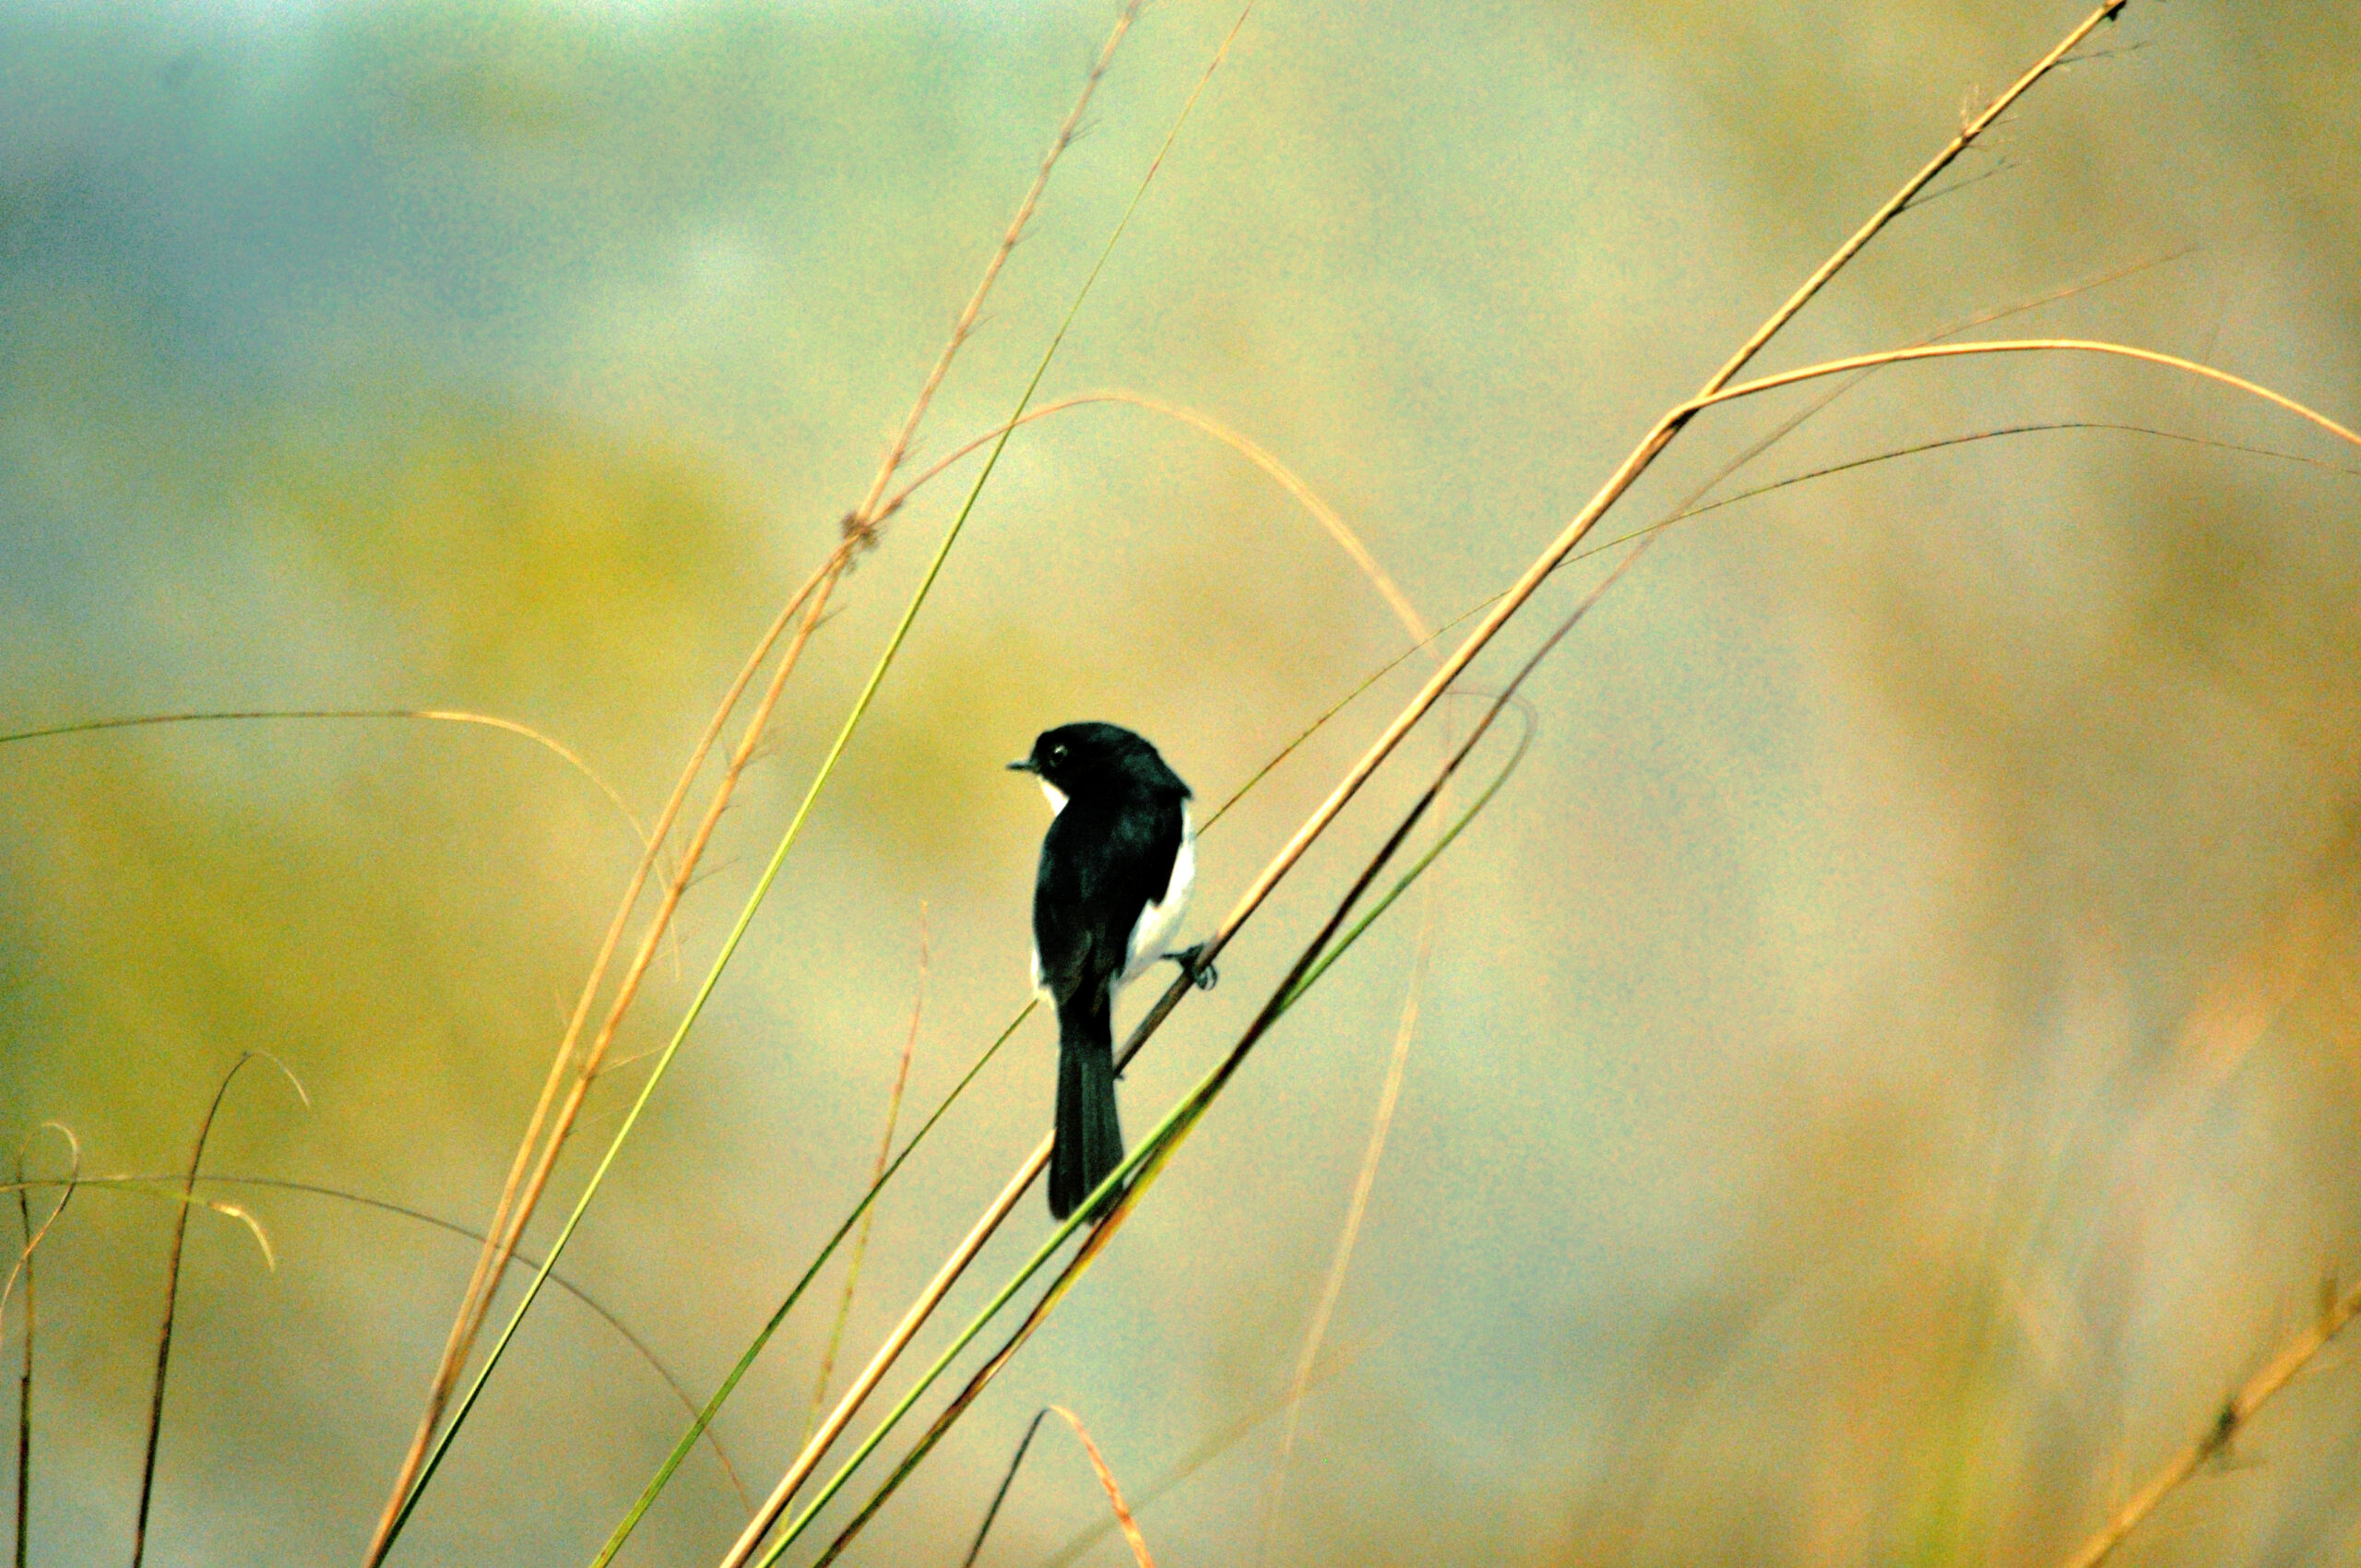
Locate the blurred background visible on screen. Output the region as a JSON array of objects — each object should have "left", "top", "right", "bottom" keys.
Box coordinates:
[{"left": 5, "top": 0, "right": 2361, "bottom": 1563}]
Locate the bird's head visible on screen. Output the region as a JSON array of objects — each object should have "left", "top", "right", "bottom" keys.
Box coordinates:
[{"left": 1007, "top": 721, "right": 1187, "bottom": 803}]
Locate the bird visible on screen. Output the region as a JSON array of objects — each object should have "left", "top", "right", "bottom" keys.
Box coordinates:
[{"left": 1010, "top": 722, "right": 1215, "bottom": 1220}]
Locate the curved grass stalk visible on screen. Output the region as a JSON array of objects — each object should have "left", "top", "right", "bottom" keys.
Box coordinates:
[
  {"left": 657, "top": 20, "right": 2225, "bottom": 1555},
  {"left": 1691, "top": 340, "right": 2361, "bottom": 448},
  {"left": 367, "top": 9, "right": 1156, "bottom": 1552},
  {"left": 1041, "top": 1336, "right": 1381, "bottom": 1568},
  {"left": 1160, "top": 327, "right": 2358, "bottom": 1111},
  {"left": 8, "top": 1124, "right": 77, "bottom": 1568},
  {"left": 802, "top": 710, "right": 1534, "bottom": 1567},
  {"left": 0, "top": 708, "right": 649, "bottom": 850},
  {"left": 803, "top": 916, "right": 929, "bottom": 1443},
  {"left": 891, "top": 250, "right": 2202, "bottom": 767},
  {"left": 369, "top": 561, "right": 836, "bottom": 1564},
  {"left": 773, "top": 11, "right": 2165, "bottom": 1549},
  {"left": 1044, "top": 1407, "right": 1156, "bottom": 1568},
  {"left": 131, "top": 1053, "right": 305, "bottom": 1568},
  {"left": 602, "top": 594, "right": 1440, "bottom": 1563},
  {"left": 2059, "top": 1274, "right": 2361, "bottom": 1568},
  {"left": 881, "top": 388, "right": 1430, "bottom": 644},
  {"left": 879, "top": 1404, "right": 1158, "bottom": 1568},
  {"left": 1255, "top": 890, "right": 1430, "bottom": 1562},
  {"left": 582, "top": 9, "right": 1253, "bottom": 1564},
  {"left": 4, "top": 1173, "right": 277, "bottom": 1265},
  {"left": 1, "top": 1128, "right": 78, "bottom": 1336},
  {"left": 586, "top": 1002, "right": 1033, "bottom": 1566},
  {"left": 254, "top": 1180, "right": 755, "bottom": 1508},
  {"left": 0, "top": 1170, "right": 754, "bottom": 1510},
  {"left": 1697, "top": 1, "right": 2130, "bottom": 394},
  {"left": 1241, "top": 255, "right": 2197, "bottom": 1567},
  {"left": 1639, "top": 420, "right": 2361, "bottom": 552}
]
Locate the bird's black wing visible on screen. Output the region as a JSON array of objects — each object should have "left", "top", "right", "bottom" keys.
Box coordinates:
[{"left": 1032, "top": 790, "right": 1184, "bottom": 1004}]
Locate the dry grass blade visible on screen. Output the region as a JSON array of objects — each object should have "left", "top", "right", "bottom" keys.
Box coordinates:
[
  {"left": 3, "top": 1179, "right": 275, "bottom": 1265},
  {"left": 285, "top": 1180, "right": 757, "bottom": 1506},
  {"left": 0, "top": 708, "right": 649, "bottom": 849},
  {"left": 9, "top": 1124, "right": 77, "bottom": 1568},
  {"left": 804, "top": 1142, "right": 1148, "bottom": 1568},
  {"left": 131, "top": 1053, "right": 304, "bottom": 1568},
  {"left": 1305, "top": 255, "right": 2208, "bottom": 765},
  {"left": 802, "top": 680, "right": 1539, "bottom": 1568},
  {"left": 805, "top": 912, "right": 930, "bottom": 1442},
  {"left": 1242, "top": 423, "right": 2310, "bottom": 844},
  {"left": 2059, "top": 1276, "right": 2361, "bottom": 1568},
  {"left": 254, "top": 1176, "right": 745, "bottom": 1511},
  {"left": 1668, "top": 419, "right": 2361, "bottom": 529},
  {"left": 0, "top": 1127, "right": 77, "bottom": 1336},
  {"left": 720, "top": 1147, "right": 1050, "bottom": 1568},
  {"left": 369, "top": 560, "right": 835, "bottom": 1563},
  {"left": 1039, "top": 1336, "right": 1380, "bottom": 1568},
  {"left": 1543, "top": 414, "right": 2361, "bottom": 598},
  {"left": 1602, "top": 247, "right": 2205, "bottom": 588},
  {"left": 370, "top": 8, "right": 1157, "bottom": 1557},
  {"left": 1697, "top": 0, "right": 2130, "bottom": 397},
  {"left": 0, "top": 1169, "right": 751, "bottom": 1511},
  {"left": 254, "top": 1183, "right": 752, "bottom": 1508},
  {"left": 695, "top": 11, "right": 1262, "bottom": 1565},
  {"left": 1694, "top": 339, "right": 2361, "bottom": 447},
  {"left": 880, "top": 389, "right": 1430, "bottom": 644},
  {"left": 1095, "top": 2, "right": 2153, "bottom": 1120},
  {"left": 777, "top": 15, "right": 2172, "bottom": 1556},
  {"left": 841, "top": 0, "right": 1143, "bottom": 530},
  {"left": 958, "top": 1408, "right": 1048, "bottom": 1568},
  {"left": 585, "top": 1005, "right": 1036, "bottom": 1568},
  {"left": 1257, "top": 921, "right": 1430, "bottom": 1563},
  {"left": 1045, "top": 1406, "right": 1156, "bottom": 1568},
  {"left": 602, "top": 553, "right": 1445, "bottom": 1562}
]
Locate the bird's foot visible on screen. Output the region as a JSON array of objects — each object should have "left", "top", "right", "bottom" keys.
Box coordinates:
[{"left": 1170, "top": 944, "right": 1219, "bottom": 992}]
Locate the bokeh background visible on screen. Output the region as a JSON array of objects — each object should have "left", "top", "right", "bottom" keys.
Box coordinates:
[{"left": 6, "top": 1, "right": 2361, "bottom": 1563}]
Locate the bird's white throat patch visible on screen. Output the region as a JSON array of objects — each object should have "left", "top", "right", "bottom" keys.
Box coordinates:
[{"left": 1038, "top": 780, "right": 1068, "bottom": 815}]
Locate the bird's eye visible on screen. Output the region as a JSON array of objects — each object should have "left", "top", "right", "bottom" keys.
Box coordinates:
[{"left": 1050, "top": 744, "right": 1069, "bottom": 765}]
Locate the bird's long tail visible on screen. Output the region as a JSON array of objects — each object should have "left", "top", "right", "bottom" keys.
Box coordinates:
[{"left": 1050, "top": 988, "right": 1124, "bottom": 1221}]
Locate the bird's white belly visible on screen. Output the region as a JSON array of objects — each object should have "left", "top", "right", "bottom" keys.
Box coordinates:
[{"left": 1121, "top": 805, "right": 1195, "bottom": 988}]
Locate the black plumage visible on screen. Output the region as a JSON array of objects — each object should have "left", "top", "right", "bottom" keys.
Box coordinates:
[{"left": 1010, "top": 722, "right": 1201, "bottom": 1220}]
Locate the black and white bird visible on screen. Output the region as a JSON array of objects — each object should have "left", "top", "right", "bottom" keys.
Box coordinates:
[{"left": 1010, "top": 722, "right": 1213, "bottom": 1220}]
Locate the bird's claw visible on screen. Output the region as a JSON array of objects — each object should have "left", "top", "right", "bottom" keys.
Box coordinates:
[{"left": 1172, "top": 944, "right": 1218, "bottom": 992}]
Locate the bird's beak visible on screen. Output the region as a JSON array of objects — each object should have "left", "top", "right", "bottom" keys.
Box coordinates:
[{"left": 1006, "top": 757, "right": 1037, "bottom": 774}]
